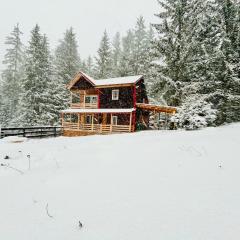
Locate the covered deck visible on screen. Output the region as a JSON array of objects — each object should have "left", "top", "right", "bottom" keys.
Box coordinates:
[
  {"left": 136, "top": 103, "right": 178, "bottom": 130},
  {"left": 61, "top": 108, "right": 135, "bottom": 136}
]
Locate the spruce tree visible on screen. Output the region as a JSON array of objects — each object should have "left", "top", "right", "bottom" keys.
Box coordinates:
[
  {"left": 53, "top": 27, "right": 81, "bottom": 109},
  {"left": 118, "top": 30, "right": 135, "bottom": 76},
  {"left": 94, "top": 30, "right": 112, "bottom": 79},
  {"left": 0, "top": 24, "right": 24, "bottom": 127},
  {"left": 111, "top": 32, "right": 121, "bottom": 77},
  {"left": 18, "top": 25, "right": 53, "bottom": 126},
  {"left": 151, "top": 0, "right": 192, "bottom": 106},
  {"left": 54, "top": 27, "right": 81, "bottom": 84},
  {"left": 132, "top": 16, "right": 149, "bottom": 75},
  {"left": 215, "top": 0, "right": 240, "bottom": 123},
  {"left": 86, "top": 56, "right": 94, "bottom": 76}
]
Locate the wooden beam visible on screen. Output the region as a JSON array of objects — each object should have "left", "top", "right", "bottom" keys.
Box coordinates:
[
  {"left": 110, "top": 114, "right": 113, "bottom": 133},
  {"left": 136, "top": 103, "right": 177, "bottom": 114},
  {"left": 83, "top": 90, "right": 86, "bottom": 108}
]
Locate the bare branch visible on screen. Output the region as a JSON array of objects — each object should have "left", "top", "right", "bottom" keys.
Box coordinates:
[{"left": 45, "top": 203, "right": 54, "bottom": 218}]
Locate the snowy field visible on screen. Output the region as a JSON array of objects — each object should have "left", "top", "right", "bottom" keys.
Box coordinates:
[{"left": 0, "top": 124, "right": 240, "bottom": 240}]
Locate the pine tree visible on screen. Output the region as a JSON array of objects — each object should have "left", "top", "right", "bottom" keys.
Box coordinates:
[
  {"left": 86, "top": 56, "right": 94, "bottom": 76},
  {"left": 94, "top": 30, "right": 112, "bottom": 79},
  {"left": 111, "top": 32, "right": 121, "bottom": 77},
  {"left": 40, "top": 35, "right": 62, "bottom": 125},
  {"left": 18, "top": 25, "right": 53, "bottom": 126},
  {"left": 118, "top": 30, "right": 135, "bottom": 76},
  {"left": 0, "top": 78, "right": 5, "bottom": 126},
  {"left": 191, "top": 0, "right": 240, "bottom": 124},
  {"left": 151, "top": 0, "right": 193, "bottom": 106},
  {"left": 0, "top": 24, "right": 24, "bottom": 127},
  {"left": 53, "top": 27, "right": 81, "bottom": 109},
  {"left": 54, "top": 27, "right": 81, "bottom": 84},
  {"left": 215, "top": 0, "right": 240, "bottom": 123},
  {"left": 132, "top": 16, "right": 149, "bottom": 75},
  {"left": 80, "top": 59, "right": 88, "bottom": 73}
]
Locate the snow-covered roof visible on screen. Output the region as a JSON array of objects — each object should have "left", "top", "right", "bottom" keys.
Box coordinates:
[
  {"left": 93, "top": 75, "right": 143, "bottom": 86},
  {"left": 61, "top": 108, "right": 135, "bottom": 113},
  {"left": 68, "top": 72, "right": 143, "bottom": 89}
]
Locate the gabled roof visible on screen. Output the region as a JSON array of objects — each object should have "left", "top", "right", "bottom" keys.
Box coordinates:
[{"left": 68, "top": 71, "right": 143, "bottom": 89}]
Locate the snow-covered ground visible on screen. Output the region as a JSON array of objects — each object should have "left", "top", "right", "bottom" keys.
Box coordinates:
[{"left": 0, "top": 124, "right": 240, "bottom": 240}]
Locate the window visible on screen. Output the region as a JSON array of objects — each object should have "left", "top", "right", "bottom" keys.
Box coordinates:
[
  {"left": 85, "top": 95, "right": 98, "bottom": 104},
  {"left": 86, "top": 115, "right": 93, "bottom": 124},
  {"left": 112, "top": 89, "right": 119, "bottom": 100},
  {"left": 112, "top": 116, "right": 118, "bottom": 125}
]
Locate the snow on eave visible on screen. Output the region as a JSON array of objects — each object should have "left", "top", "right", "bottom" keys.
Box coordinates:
[{"left": 61, "top": 108, "right": 136, "bottom": 113}]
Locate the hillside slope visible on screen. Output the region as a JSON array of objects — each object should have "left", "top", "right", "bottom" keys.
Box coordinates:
[{"left": 0, "top": 124, "right": 240, "bottom": 240}]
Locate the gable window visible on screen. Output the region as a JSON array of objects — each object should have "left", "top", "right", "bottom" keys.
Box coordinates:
[
  {"left": 85, "top": 95, "right": 97, "bottom": 104},
  {"left": 112, "top": 116, "right": 118, "bottom": 125},
  {"left": 112, "top": 89, "right": 119, "bottom": 100}
]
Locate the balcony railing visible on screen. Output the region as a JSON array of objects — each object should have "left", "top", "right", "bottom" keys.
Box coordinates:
[
  {"left": 62, "top": 122, "right": 132, "bottom": 133},
  {"left": 70, "top": 102, "right": 98, "bottom": 109}
]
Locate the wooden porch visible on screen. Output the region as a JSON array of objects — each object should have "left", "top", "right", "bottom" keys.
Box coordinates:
[{"left": 61, "top": 110, "right": 135, "bottom": 136}]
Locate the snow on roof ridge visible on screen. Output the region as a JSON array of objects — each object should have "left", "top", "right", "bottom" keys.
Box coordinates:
[
  {"left": 79, "top": 71, "right": 143, "bottom": 85},
  {"left": 95, "top": 75, "right": 143, "bottom": 82}
]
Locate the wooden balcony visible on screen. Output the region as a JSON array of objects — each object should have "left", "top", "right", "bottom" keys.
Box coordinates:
[{"left": 70, "top": 102, "right": 98, "bottom": 109}]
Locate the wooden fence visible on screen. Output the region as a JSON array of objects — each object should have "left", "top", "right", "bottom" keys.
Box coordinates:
[{"left": 0, "top": 126, "right": 63, "bottom": 139}]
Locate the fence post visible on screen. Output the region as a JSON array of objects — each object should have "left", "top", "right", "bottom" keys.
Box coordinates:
[
  {"left": 23, "top": 128, "right": 25, "bottom": 137},
  {"left": 54, "top": 127, "right": 57, "bottom": 137}
]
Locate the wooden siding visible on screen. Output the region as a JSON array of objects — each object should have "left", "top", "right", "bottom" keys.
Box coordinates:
[{"left": 99, "top": 87, "right": 134, "bottom": 108}]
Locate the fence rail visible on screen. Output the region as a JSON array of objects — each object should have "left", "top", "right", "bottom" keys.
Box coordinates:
[{"left": 0, "top": 126, "right": 63, "bottom": 139}]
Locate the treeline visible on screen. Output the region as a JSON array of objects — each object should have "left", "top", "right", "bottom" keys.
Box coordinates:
[
  {"left": 149, "top": 0, "right": 240, "bottom": 129},
  {"left": 0, "top": 17, "right": 153, "bottom": 127},
  {"left": 0, "top": 0, "right": 239, "bottom": 129}
]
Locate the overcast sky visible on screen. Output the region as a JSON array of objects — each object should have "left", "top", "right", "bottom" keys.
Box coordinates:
[{"left": 0, "top": 0, "right": 159, "bottom": 71}]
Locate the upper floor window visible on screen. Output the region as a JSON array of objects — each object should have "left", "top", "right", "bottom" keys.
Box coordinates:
[
  {"left": 85, "top": 95, "right": 97, "bottom": 104},
  {"left": 112, "top": 89, "right": 119, "bottom": 100}
]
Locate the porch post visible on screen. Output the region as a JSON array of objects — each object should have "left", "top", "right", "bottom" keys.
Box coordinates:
[
  {"left": 78, "top": 113, "right": 80, "bottom": 130},
  {"left": 83, "top": 90, "right": 86, "bottom": 108},
  {"left": 91, "top": 113, "right": 94, "bottom": 131},
  {"left": 110, "top": 113, "right": 113, "bottom": 133},
  {"left": 129, "top": 112, "right": 132, "bottom": 132}
]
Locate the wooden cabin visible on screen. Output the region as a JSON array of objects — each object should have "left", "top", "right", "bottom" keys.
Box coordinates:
[{"left": 61, "top": 71, "right": 177, "bottom": 136}]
